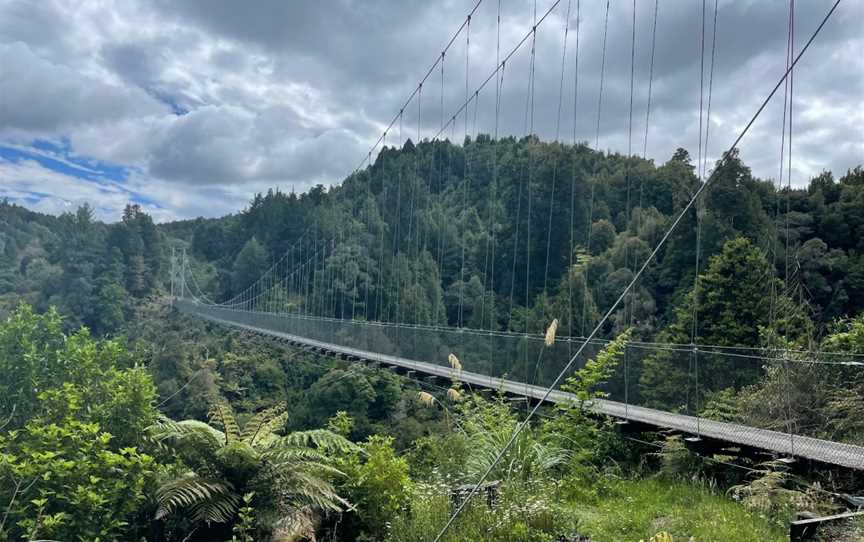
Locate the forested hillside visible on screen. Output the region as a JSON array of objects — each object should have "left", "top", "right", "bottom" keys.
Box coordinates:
[
  {"left": 1, "top": 137, "right": 862, "bottom": 541},
  {"left": 179, "top": 137, "right": 864, "bottom": 335},
  {"left": 5, "top": 137, "right": 862, "bottom": 341},
  {"left": 0, "top": 201, "right": 164, "bottom": 333}
]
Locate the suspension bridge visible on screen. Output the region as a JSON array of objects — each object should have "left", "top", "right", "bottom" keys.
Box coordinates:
[
  {"left": 174, "top": 297, "right": 864, "bottom": 471},
  {"left": 170, "top": 0, "right": 861, "bottom": 514}
]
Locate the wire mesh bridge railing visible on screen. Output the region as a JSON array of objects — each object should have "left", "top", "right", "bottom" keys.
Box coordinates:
[{"left": 176, "top": 298, "right": 864, "bottom": 471}]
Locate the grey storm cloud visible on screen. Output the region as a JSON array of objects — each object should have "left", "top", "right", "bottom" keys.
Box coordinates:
[
  {"left": 0, "top": 42, "right": 167, "bottom": 133},
  {"left": 0, "top": 0, "right": 861, "bottom": 221}
]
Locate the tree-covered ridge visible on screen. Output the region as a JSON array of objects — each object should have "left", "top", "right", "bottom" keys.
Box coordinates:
[
  {"left": 182, "top": 137, "right": 863, "bottom": 336},
  {"left": 2, "top": 137, "right": 861, "bottom": 340},
  {"left": 0, "top": 200, "right": 164, "bottom": 333}
]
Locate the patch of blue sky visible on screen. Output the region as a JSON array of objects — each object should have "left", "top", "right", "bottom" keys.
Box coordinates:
[
  {"left": 144, "top": 88, "right": 191, "bottom": 116},
  {"left": 129, "top": 191, "right": 160, "bottom": 208},
  {"left": 0, "top": 141, "right": 164, "bottom": 212},
  {"left": 0, "top": 141, "right": 130, "bottom": 184}
]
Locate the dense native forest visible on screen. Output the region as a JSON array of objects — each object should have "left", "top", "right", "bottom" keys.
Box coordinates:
[{"left": 1, "top": 137, "right": 863, "bottom": 541}]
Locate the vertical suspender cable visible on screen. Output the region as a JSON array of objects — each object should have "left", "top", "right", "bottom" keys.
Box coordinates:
[
  {"left": 435, "top": 53, "right": 446, "bottom": 325},
  {"left": 415, "top": 84, "right": 423, "bottom": 324},
  {"left": 582, "top": 0, "right": 610, "bottom": 336},
  {"left": 479, "top": 51, "right": 498, "bottom": 332},
  {"left": 542, "top": 0, "right": 572, "bottom": 309},
  {"left": 568, "top": 0, "right": 581, "bottom": 350},
  {"left": 364, "top": 153, "right": 372, "bottom": 321},
  {"left": 522, "top": 1, "right": 538, "bottom": 404},
  {"left": 624, "top": 0, "right": 638, "bottom": 416},
  {"left": 690, "top": 0, "right": 708, "bottom": 436},
  {"left": 525, "top": 1, "right": 536, "bottom": 333},
  {"left": 377, "top": 133, "right": 388, "bottom": 321},
  {"left": 532, "top": 0, "right": 572, "bottom": 388},
  {"left": 487, "top": 0, "right": 503, "bottom": 365},
  {"left": 457, "top": 16, "right": 472, "bottom": 328},
  {"left": 633, "top": 0, "right": 659, "bottom": 338},
  {"left": 782, "top": 0, "right": 797, "bottom": 457}
]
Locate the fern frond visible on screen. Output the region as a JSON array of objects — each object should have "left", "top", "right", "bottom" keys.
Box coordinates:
[
  {"left": 189, "top": 492, "right": 242, "bottom": 524},
  {"left": 209, "top": 399, "right": 240, "bottom": 443},
  {"left": 148, "top": 417, "right": 225, "bottom": 452},
  {"left": 272, "top": 507, "right": 317, "bottom": 541},
  {"left": 255, "top": 456, "right": 346, "bottom": 492},
  {"left": 277, "top": 470, "right": 350, "bottom": 511},
  {"left": 531, "top": 440, "right": 570, "bottom": 471},
  {"left": 241, "top": 404, "right": 289, "bottom": 446},
  {"left": 155, "top": 473, "right": 238, "bottom": 522},
  {"left": 278, "top": 429, "right": 355, "bottom": 453},
  {"left": 260, "top": 446, "right": 332, "bottom": 464}
]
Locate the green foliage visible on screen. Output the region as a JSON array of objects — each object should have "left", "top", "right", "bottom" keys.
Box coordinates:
[
  {"left": 232, "top": 492, "right": 256, "bottom": 542},
  {"left": 728, "top": 461, "right": 836, "bottom": 524},
  {"left": 821, "top": 313, "right": 864, "bottom": 354},
  {"left": 571, "top": 476, "right": 786, "bottom": 542},
  {"left": 112, "top": 203, "right": 164, "bottom": 297},
  {"left": 699, "top": 387, "right": 741, "bottom": 422},
  {"left": 654, "top": 435, "right": 705, "bottom": 481},
  {"left": 339, "top": 435, "right": 412, "bottom": 540},
  {"left": 387, "top": 481, "right": 579, "bottom": 542},
  {"left": 0, "top": 418, "right": 154, "bottom": 540},
  {"left": 148, "top": 400, "right": 355, "bottom": 536},
  {"left": 2, "top": 136, "right": 862, "bottom": 541},
  {"left": 0, "top": 201, "right": 163, "bottom": 333},
  {"left": 542, "top": 331, "right": 635, "bottom": 470},
  {"left": 298, "top": 365, "right": 403, "bottom": 438},
  {"left": 735, "top": 313, "right": 864, "bottom": 444},
  {"left": 327, "top": 410, "right": 355, "bottom": 437},
  {"left": 454, "top": 394, "right": 568, "bottom": 485},
  {"left": 406, "top": 432, "right": 469, "bottom": 481},
  {"left": 232, "top": 237, "right": 269, "bottom": 294},
  {"left": 590, "top": 219, "right": 617, "bottom": 255},
  {"left": 0, "top": 304, "right": 158, "bottom": 444},
  {"left": 640, "top": 237, "right": 790, "bottom": 410},
  {"left": 0, "top": 304, "right": 158, "bottom": 541},
  {"left": 562, "top": 329, "right": 633, "bottom": 407},
  {"left": 167, "top": 139, "right": 862, "bottom": 335}
]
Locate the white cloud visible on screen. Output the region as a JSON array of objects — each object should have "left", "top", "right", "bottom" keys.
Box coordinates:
[
  {"left": 0, "top": 0, "right": 861, "bottom": 221},
  {"left": 0, "top": 42, "right": 168, "bottom": 135}
]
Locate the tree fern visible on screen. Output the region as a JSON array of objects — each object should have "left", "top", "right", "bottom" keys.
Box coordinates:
[
  {"left": 147, "top": 398, "right": 353, "bottom": 534},
  {"left": 457, "top": 396, "right": 569, "bottom": 484}
]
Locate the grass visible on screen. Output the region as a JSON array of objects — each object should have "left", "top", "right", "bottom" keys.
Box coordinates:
[
  {"left": 568, "top": 477, "right": 787, "bottom": 542},
  {"left": 387, "top": 475, "right": 788, "bottom": 542}
]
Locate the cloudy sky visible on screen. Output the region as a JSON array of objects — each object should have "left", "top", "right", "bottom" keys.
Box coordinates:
[{"left": 0, "top": 0, "right": 861, "bottom": 222}]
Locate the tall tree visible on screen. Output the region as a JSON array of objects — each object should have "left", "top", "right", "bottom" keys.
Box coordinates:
[
  {"left": 232, "top": 237, "right": 269, "bottom": 295},
  {"left": 639, "top": 237, "right": 789, "bottom": 410}
]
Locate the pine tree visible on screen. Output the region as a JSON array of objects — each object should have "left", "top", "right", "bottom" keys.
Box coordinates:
[{"left": 640, "top": 237, "right": 781, "bottom": 410}]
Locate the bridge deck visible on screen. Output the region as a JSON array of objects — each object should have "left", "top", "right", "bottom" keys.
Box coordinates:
[{"left": 190, "top": 309, "right": 864, "bottom": 471}]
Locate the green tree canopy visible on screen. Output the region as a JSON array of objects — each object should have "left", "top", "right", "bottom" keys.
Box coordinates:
[{"left": 231, "top": 236, "right": 269, "bottom": 295}]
